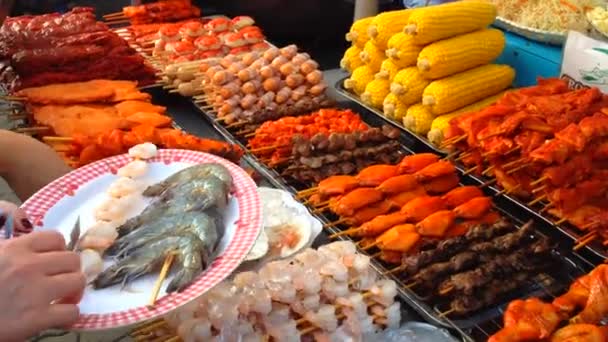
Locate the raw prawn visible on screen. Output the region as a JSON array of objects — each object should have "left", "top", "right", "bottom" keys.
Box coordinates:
[
  {"left": 331, "top": 188, "right": 384, "bottom": 217},
  {"left": 441, "top": 186, "right": 484, "bottom": 208},
  {"left": 415, "top": 210, "right": 455, "bottom": 237},
  {"left": 142, "top": 163, "right": 233, "bottom": 196},
  {"left": 376, "top": 174, "right": 419, "bottom": 195},
  {"left": 453, "top": 196, "right": 493, "bottom": 219},
  {"left": 400, "top": 196, "right": 446, "bottom": 222},
  {"left": 415, "top": 161, "right": 456, "bottom": 182},
  {"left": 80, "top": 249, "right": 103, "bottom": 281},
  {"left": 398, "top": 153, "right": 440, "bottom": 174},
  {"left": 356, "top": 164, "right": 399, "bottom": 187}
]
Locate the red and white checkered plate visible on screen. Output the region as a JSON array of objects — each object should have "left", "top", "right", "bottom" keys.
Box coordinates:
[{"left": 20, "top": 149, "right": 262, "bottom": 330}]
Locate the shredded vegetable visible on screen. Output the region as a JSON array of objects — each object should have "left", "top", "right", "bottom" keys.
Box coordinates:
[{"left": 489, "top": 0, "right": 603, "bottom": 33}]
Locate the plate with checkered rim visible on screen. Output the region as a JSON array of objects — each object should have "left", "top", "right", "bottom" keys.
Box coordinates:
[{"left": 20, "top": 149, "right": 262, "bottom": 330}]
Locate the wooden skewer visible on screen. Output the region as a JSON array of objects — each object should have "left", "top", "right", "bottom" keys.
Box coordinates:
[
  {"left": 324, "top": 217, "right": 348, "bottom": 227},
  {"left": 501, "top": 158, "right": 524, "bottom": 170},
  {"left": 148, "top": 253, "right": 175, "bottom": 308},
  {"left": 168, "top": 89, "right": 180, "bottom": 94},
  {"left": 226, "top": 121, "right": 249, "bottom": 129},
  {"left": 244, "top": 131, "right": 257, "bottom": 138},
  {"left": 383, "top": 265, "right": 404, "bottom": 276},
  {"left": 574, "top": 233, "right": 597, "bottom": 251},
  {"left": 539, "top": 202, "right": 553, "bottom": 214},
  {"left": 249, "top": 145, "right": 280, "bottom": 153},
  {"left": 361, "top": 241, "right": 378, "bottom": 251},
  {"left": 437, "top": 308, "right": 455, "bottom": 318},
  {"left": 443, "top": 150, "right": 461, "bottom": 160},
  {"left": 440, "top": 134, "right": 466, "bottom": 148},
  {"left": 369, "top": 251, "right": 382, "bottom": 258},
  {"left": 0, "top": 95, "right": 26, "bottom": 102},
  {"left": 43, "top": 136, "right": 73, "bottom": 143},
  {"left": 577, "top": 230, "right": 597, "bottom": 242},
  {"left": 328, "top": 228, "right": 359, "bottom": 239},
  {"left": 580, "top": 221, "right": 598, "bottom": 231},
  {"left": 106, "top": 19, "right": 131, "bottom": 25},
  {"left": 8, "top": 114, "right": 27, "bottom": 120},
  {"left": 527, "top": 195, "right": 547, "bottom": 207},
  {"left": 311, "top": 206, "right": 329, "bottom": 215},
  {"left": 296, "top": 187, "right": 318, "bottom": 197},
  {"left": 462, "top": 165, "right": 478, "bottom": 176},
  {"left": 314, "top": 200, "right": 330, "bottom": 208},
  {"left": 438, "top": 286, "right": 454, "bottom": 296},
  {"left": 15, "top": 126, "right": 50, "bottom": 133},
  {"left": 480, "top": 178, "right": 497, "bottom": 188},
  {"left": 554, "top": 217, "right": 567, "bottom": 225},
  {"left": 530, "top": 176, "right": 548, "bottom": 187},
  {"left": 103, "top": 12, "right": 124, "bottom": 18},
  {"left": 454, "top": 152, "right": 472, "bottom": 162},
  {"left": 506, "top": 163, "right": 529, "bottom": 175},
  {"left": 404, "top": 281, "right": 419, "bottom": 289},
  {"left": 482, "top": 165, "right": 495, "bottom": 176},
  {"left": 532, "top": 185, "right": 547, "bottom": 194},
  {"left": 163, "top": 337, "right": 180, "bottom": 342},
  {"left": 131, "top": 319, "right": 167, "bottom": 336}
]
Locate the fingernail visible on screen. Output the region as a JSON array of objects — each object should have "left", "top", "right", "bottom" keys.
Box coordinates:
[{"left": 21, "top": 219, "right": 32, "bottom": 230}]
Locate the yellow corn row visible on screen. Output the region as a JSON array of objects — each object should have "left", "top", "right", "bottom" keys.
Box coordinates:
[
  {"left": 346, "top": 16, "right": 374, "bottom": 48},
  {"left": 368, "top": 9, "right": 413, "bottom": 50},
  {"left": 427, "top": 90, "right": 508, "bottom": 147},
  {"left": 422, "top": 64, "right": 514, "bottom": 115},
  {"left": 385, "top": 32, "right": 423, "bottom": 69},
  {"left": 344, "top": 65, "right": 376, "bottom": 95},
  {"left": 340, "top": 45, "right": 364, "bottom": 73},
  {"left": 417, "top": 29, "right": 505, "bottom": 80},
  {"left": 404, "top": 1, "right": 497, "bottom": 45},
  {"left": 383, "top": 93, "right": 409, "bottom": 120},
  {"left": 390, "top": 67, "right": 430, "bottom": 105},
  {"left": 403, "top": 103, "right": 434, "bottom": 135},
  {"left": 361, "top": 78, "right": 391, "bottom": 109},
  {"left": 360, "top": 41, "right": 385, "bottom": 72},
  {"left": 375, "top": 58, "right": 401, "bottom": 81}
]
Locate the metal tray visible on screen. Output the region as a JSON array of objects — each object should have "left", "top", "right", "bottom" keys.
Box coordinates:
[
  {"left": 188, "top": 97, "right": 595, "bottom": 333},
  {"left": 334, "top": 77, "right": 448, "bottom": 155},
  {"left": 453, "top": 161, "right": 608, "bottom": 261}
]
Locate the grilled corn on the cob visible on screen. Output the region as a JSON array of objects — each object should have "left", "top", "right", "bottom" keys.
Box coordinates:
[
  {"left": 386, "top": 32, "right": 423, "bottom": 69},
  {"left": 383, "top": 93, "right": 409, "bottom": 120},
  {"left": 417, "top": 29, "right": 505, "bottom": 79},
  {"left": 368, "top": 9, "right": 413, "bottom": 50},
  {"left": 405, "top": 1, "right": 497, "bottom": 45},
  {"left": 344, "top": 65, "right": 376, "bottom": 95},
  {"left": 422, "top": 64, "right": 514, "bottom": 115},
  {"left": 403, "top": 103, "right": 434, "bottom": 135},
  {"left": 346, "top": 16, "right": 374, "bottom": 48},
  {"left": 390, "top": 67, "right": 430, "bottom": 105},
  {"left": 360, "top": 41, "right": 385, "bottom": 72},
  {"left": 361, "top": 78, "right": 391, "bottom": 109},
  {"left": 341, "top": 45, "right": 364, "bottom": 73},
  {"left": 375, "top": 58, "right": 401, "bottom": 81},
  {"left": 427, "top": 90, "right": 508, "bottom": 147}
]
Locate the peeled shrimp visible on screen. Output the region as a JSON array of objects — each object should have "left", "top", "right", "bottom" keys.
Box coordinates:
[
  {"left": 117, "top": 160, "right": 148, "bottom": 178},
  {"left": 94, "top": 194, "right": 138, "bottom": 222},
  {"left": 107, "top": 177, "right": 141, "bottom": 198},
  {"left": 304, "top": 305, "right": 338, "bottom": 332},
  {"left": 80, "top": 249, "right": 103, "bottom": 281}
]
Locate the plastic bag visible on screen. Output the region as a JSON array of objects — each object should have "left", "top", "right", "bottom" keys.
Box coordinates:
[{"left": 561, "top": 30, "right": 608, "bottom": 92}]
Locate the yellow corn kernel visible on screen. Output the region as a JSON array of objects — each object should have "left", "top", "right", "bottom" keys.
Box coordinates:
[
  {"left": 422, "top": 64, "right": 515, "bottom": 115},
  {"left": 405, "top": 1, "right": 497, "bottom": 45},
  {"left": 360, "top": 41, "right": 385, "bottom": 72},
  {"left": 403, "top": 103, "right": 434, "bottom": 135},
  {"left": 361, "top": 78, "right": 391, "bottom": 109},
  {"left": 375, "top": 58, "right": 401, "bottom": 81},
  {"left": 386, "top": 32, "right": 423, "bottom": 69},
  {"left": 368, "top": 9, "right": 413, "bottom": 50},
  {"left": 417, "top": 29, "right": 505, "bottom": 79},
  {"left": 346, "top": 16, "right": 374, "bottom": 48},
  {"left": 344, "top": 65, "right": 376, "bottom": 95},
  {"left": 340, "top": 45, "right": 364, "bottom": 73},
  {"left": 390, "top": 67, "right": 430, "bottom": 105},
  {"left": 427, "top": 90, "right": 508, "bottom": 146},
  {"left": 383, "top": 93, "right": 409, "bottom": 120}
]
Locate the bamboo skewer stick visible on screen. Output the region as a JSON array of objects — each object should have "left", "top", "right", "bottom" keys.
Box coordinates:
[
  {"left": 440, "top": 134, "right": 466, "bottom": 148},
  {"left": 506, "top": 163, "right": 529, "bottom": 175},
  {"left": 438, "top": 286, "right": 453, "bottom": 296},
  {"left": 574, "top": 234, "right": 597, "bottom": 251},
  {"left": 554, "top": 217, "right": 567, "bottom": 225},
  {"left": 15, "top": 126, "right": 50, "bottom": 133},
  {"left": 148, "top": 253, "right": 176, "bottom": 308},
  {"left": 437, "top": 308, "right": 455, "bottom": 318},
  {"left": 576, "top": 230, "right": 596, "bottom": 242},
  {"left": 43, "top": 136, "right": 74, "bottom": 143},
  {"left": 462, "top": 165, "right": 478, "bottom": 176},
  {"left": 532, "top": 185, "right": 547, "bottom": 194},
  {"left": 527, "top": 195, "right": 547, "bottom": 206},
  {"left": 250, "top": 145, "right": 280, "bottom": 153},
  {"left": 324, "top": 217, "right": 348, "bottom": 227},
  {"left": 530, "top": 176, "right": 548, "bottom": 187}
]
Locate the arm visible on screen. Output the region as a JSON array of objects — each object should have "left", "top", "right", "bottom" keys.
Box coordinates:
[{"left": 0, "top": 130, "right": 72, "bottom": 201}]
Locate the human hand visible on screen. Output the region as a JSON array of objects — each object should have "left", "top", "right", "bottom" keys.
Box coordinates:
[
  {"left": 0, "top": 231, "right": 85, "bottom": 341},
  {"left": 0, "top": 201, "right": 33, "bottom": 238}
]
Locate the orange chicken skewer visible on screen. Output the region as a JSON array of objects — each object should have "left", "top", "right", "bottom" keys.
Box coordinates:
[
  {"left": 441, "top": 186, "right": 484, "bottom": 208},
  {"left": 330, "top": 188, "right": 385, "bottom": 217},
  {"left": 453, "top": 197, "right": 493, "bottom": 219},
  {"left": 376, "top": 174, "right": 419, "bottom": 195},
  {"left": 356, "top": 164, "right": 399, "bottom": 186},
  {"left": 400, "top": 196, "right": 447, "bottom": 222},
  {"left": 398, "top": 153, "right": 440, "bottom": 174}
]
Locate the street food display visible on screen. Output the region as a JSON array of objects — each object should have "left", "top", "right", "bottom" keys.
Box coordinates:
[
  {"left": 0, "top": 7, "right": 156, "bottom": 91},
  {"left": 442, "top": 78, "right": 608, "bottom": 248},
  {"left": 4, "top": 1, "right": 608, "bottom": 340}
]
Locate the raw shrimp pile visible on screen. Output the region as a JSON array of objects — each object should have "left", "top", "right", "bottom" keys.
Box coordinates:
[
  {"left": 163, "top": 241, "right": 401, "bottom": 341},
  {"left": 79, "top": 143, "right": 158, "bottom": 281},
  {"left": 152, "top": 16, "right": 269, "bottom": 63},
  {"left": 194, "top": 45, "right": 332, "bottom": 123}
]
